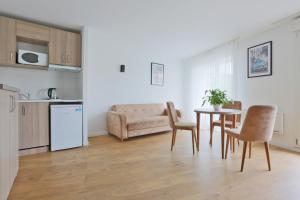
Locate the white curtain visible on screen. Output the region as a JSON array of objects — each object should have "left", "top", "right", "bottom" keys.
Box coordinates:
[{"left": 183, "top": 42, "right": 236, "bottom": 129}]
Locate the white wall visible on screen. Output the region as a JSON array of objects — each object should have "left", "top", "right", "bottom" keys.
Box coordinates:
[
  {"left": 182, "top": 21, "right": 300, "bottom": 151},
  {"left": 86, "top": 27, "right": 183, "bottom": 135},
  {"left": 0, "top": 67, "right": 82, "bottom": 100},
  {"left": 234, "top": 22, "right": 300, "bottom": 150}
]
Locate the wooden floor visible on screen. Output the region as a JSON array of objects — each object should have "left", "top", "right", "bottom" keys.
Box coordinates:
[{"left": 9, "top": 131, "right": 300, "bottom": 200}]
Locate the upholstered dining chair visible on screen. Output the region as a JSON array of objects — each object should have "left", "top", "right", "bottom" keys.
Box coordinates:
[
  {"left": 210, "top": 101, "right": 242, "bottom": 147},
  {"left": 166, "top": 102, "right": 197, "bottom": 154},
  {"left": 225, "top": 105, "right": 277, "bottom": 172},
  {"left": 210, "top": 101, "right": 242, "bottom": 155}
]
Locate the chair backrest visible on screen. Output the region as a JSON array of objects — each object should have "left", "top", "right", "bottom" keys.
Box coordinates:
[
  {"left": 222, "top": 101, "right": 242, "bottom": 122},
  {"left": 166, "top": 101, "right": 178, "bottom": 129},
  {"left": 239, "top": 105, "right": 277, "bottom": 142}
]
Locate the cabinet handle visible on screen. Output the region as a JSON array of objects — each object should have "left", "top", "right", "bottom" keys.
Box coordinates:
[
  {"left": 9, "top": 95, "right": 13, "bottom": 112},
  {"left": 67, "top": 55, "right": 70, "bottom": 63},
  {"left": 10, "top": 52, "right": 13, "bottom": 61},
  {"left": 22, "top": 105, "right": 25, "bottom": 115},
  {"left": 62, "top": 55, "right": 65, "bottom": 63},
  {"left": 12, "top": 96, "right": 16, "bottom": 112}
]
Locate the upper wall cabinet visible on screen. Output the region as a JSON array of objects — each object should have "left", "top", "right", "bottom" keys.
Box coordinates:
[
  {"left": 0, "top": 15, "right": 82, "bottom": 70},
  {"left": 16, "top": 20, "right": 50, "bottom": 43},
  {"left": 49, "top": 28, "right": 81, "bottom": 67},
  {"left": 66, "top": 31, "right": 81, "bottom": 67},
  {"left": 0, "top": 16, "right": 16, "bottom": 65},
  {"left": 49, "top": 28, "right": 67, "bottom": 66}
]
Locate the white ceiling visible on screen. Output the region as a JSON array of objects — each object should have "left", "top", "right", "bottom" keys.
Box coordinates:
[{"left": 1, "top": 0, "right": 300, "bottom": 58}]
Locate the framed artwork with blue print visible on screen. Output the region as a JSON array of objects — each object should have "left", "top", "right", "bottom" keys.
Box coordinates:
[{"left": 248, "top": 41, "right": 272, "bottom": 78}]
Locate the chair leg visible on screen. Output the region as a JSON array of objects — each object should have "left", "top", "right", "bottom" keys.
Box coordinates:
[
  {"left": 171, "top": 129, "right": 175, "bottom": 151},
  {"left": 225, "top": 135, "right": 230, "bottom": 159},
  {"left": 210, "top": 126, "right": 214, "bottom": 146},
  {"left": 232, "top": 138, "right": 235, "bottom": 153},
  {"left": 264, "top": 142, "right": 271, "bottom": 171},
  {"left": 229, "top": 136, "right": 232, "bottom": 151},
  {"left": 171, "top": 129, "right": 177, "bottom": 151},
  {"left": 241, "top": 141, "right": 248, "bottom": 172},
  {"left": 249, "top": 142, "right": 252, "bottom": 158},
  {"left": 193, "top": 128, "right": 198, "bottom": 151},
  {"left": 191, "top": 129, "right": 195, "bottom": 155}
]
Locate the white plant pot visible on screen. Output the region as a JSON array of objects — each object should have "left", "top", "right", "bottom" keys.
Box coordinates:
[{"left": 213, "top": 104, "right": 221, "bottom": 111}]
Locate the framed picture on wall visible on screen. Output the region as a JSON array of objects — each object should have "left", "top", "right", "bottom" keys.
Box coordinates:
[
  {"left": 151, "top": 62, "right": 164, "bottom": 86},
  {"left": 248, "top": 41, "right": 272, "bottom": 78}
]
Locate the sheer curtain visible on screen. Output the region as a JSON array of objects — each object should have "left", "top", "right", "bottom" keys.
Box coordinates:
[{"left": 183, "top": 43, "right": 236, "bottom": 128}]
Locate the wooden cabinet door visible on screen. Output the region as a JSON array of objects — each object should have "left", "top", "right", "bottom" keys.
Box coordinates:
[
  {"left": 9, "top": 92, "right": 18, "bottom": 188},
  {"left": 49, "top": 28, "right": 67, "bottom": 65},
  {"left": 66, "top": 32, "right": 81, "bottom": 67},
  {"left": 16, "top": 20, "right": 50, "bottom": 42},
  {"left": 19, "top": 102, "right": 49, "bottom": 150},
  {"left": 0, "top": 16, "right": 16, "bottom": 65},
  {"left": 19, "top": 102, "right": 33, "bottom": 149},
  {"left": 0, "top": 90, "right": 11, "bottom": 200}
]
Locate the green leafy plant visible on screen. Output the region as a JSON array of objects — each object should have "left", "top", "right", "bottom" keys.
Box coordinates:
[{"left": 201, "top": 89, "right": 232, "bottom": 107}]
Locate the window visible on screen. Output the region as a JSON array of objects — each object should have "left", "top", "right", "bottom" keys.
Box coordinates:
[{"left": 183, "top": 43, "right": 235, "bottom": 128}]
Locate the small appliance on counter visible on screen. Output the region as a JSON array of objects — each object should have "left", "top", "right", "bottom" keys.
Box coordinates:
[
  {"left": 50, "top": 102, "right": 83, "bottom": 151},
  {"left": 48, "top": 88, "right": 58, "bottom": 99}
]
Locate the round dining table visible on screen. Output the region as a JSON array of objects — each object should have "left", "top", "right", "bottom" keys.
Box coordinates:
[{"left": 194, "top": 108, "right": 242, "bottom": 159}]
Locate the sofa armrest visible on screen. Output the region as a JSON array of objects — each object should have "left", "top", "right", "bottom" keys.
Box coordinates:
[{"left": 107, "top": 111, "right": 127, "bottom": 141}]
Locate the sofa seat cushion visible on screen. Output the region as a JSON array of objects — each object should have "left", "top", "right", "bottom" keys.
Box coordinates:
[{"left": 127, "top": 116, "right": 169, "bottom": 131}]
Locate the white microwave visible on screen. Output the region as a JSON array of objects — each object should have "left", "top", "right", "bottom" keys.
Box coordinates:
[{"left": 18, "top": 49, "right": 48, "bottom": 66}]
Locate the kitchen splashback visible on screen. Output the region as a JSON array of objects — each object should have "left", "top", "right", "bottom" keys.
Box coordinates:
[{"left": 0, "top": 66, "right": 82, "bottom": 100}]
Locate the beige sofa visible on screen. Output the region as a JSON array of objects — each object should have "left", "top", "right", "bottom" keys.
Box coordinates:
[{"left": 107, "top": 103, "right": 181, "bottom": 141}]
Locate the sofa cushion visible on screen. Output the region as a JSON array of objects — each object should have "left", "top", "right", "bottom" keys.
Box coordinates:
[{"left": 127, "top": 116, "right": 170, "bottom": 131}]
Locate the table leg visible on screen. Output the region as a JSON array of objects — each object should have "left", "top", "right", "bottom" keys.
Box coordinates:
[
  {"left": 232, "top": 114, "right": 237, "bottom": 128},
  {"left": 209, "top": 113, "right": 213, "bottom": 146},
  {"left": 232, "top": 114, "right": 237, "bottom": 153},
  {"left": 220, "top": 114, "right": 225, "bottom": 159},
  {"left": 196, "top": 112, "right": 200, "bottom": 152}
]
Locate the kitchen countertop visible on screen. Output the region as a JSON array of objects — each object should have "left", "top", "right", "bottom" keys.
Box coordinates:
[{"left": 18, "top": 99, "right": 83, "bottom": 103}]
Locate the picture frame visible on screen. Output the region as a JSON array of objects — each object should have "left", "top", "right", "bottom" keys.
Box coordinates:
[
  {"left": 247, "top": 41, "right": 272, "bottom": 78},
  {"left": 151, "top": 62, "right": 164, "bottom": 86}
]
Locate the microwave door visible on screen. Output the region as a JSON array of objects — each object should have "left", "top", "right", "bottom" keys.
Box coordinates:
[{"left": 22, "top": 53, "right": 39, "bottom": 64}]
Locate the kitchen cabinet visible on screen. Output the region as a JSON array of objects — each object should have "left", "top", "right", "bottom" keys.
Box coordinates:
[
  {"left": 19, "top": 102, "right": 49, "bottom": 150},
  {"left": 49, "top": 28, "right": 81, "bottom": 67},
  {"left": 49, "top": 28, "right": 67, "bottom": 65},
  {"left": 0, "top": 89, "right": 19, "bottom": 200},
  {"left": 16, "top": 20, "right": 50, "bottom": 42},
  {"left": 66, "top": 31, "right": 81, "bottom": 67},
  {"left": 0, "top": 15, "right": 82, "bottom": 70},
  {"left": 0, "top": 16, "right": 16, "bottom": 65}
]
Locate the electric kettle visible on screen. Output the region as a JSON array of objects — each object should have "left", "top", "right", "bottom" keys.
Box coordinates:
[{"left": 48, "top": 88, "right": 57, "bottom": 99}]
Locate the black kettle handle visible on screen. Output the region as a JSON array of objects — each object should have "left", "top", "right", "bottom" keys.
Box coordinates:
[{"left": 48, "top": 88, "right": 53, "bottom": 98}]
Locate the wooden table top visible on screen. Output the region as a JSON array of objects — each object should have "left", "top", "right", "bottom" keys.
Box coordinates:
[{"left": 194, "top": 108, "right": 242, "bottom": 115}]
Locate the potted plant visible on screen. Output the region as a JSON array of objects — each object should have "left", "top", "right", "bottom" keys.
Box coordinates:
[{"left": 201, "top": 89, "right": 232, "bottom": 111}]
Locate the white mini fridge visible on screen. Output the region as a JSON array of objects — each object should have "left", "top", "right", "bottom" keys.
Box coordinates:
[{"left": 50, "top": 103, "right": 83, "bottom": 151}]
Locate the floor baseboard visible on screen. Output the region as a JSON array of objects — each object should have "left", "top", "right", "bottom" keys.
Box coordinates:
[{"left": 88, "top": 130, "right": 108, "bottom": 137}]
